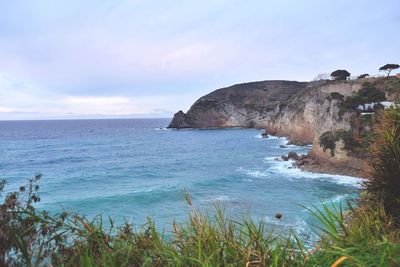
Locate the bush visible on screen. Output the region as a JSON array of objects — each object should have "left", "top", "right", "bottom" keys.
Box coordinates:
[
  {"left": 1, "top": 177, "right": 400, "bottom": 266},
  {"left": 365, "top": 104, "right": 400, "bottom": 220},
  {"left": 337, "top": 84, "right": 386, "bottom": 116},
  {"left": 319, "top": 130, "right": 358, "bottom": 156},
  {"left": 384, "top": 78, "right": 400, "bottom": 95},
  {"left": 306, "top": 202, "right": 400, "bottom": 266},
  {"left": 319, "top": 131, "right": 336, "bottom": 156},
  {"left": 326, "top": 92, "right": 344, "bottom": 101}
]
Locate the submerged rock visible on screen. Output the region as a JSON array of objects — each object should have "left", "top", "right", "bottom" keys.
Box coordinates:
[
  {"left": 261, "top": 131, "right": 269, "bottom": 138},
  {"left": 287, "top": 151, "right": 299, "bottom": 160}
]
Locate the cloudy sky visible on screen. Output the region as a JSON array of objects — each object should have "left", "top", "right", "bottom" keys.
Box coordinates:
[{"left": 0, "top": 0, "right": 399, "bottom": 120}]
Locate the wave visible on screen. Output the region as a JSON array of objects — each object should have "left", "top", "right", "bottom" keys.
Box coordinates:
[
  {"left": 238, "top": 157, "right": 362, "bottom": 187},
  {"left": 270, "top": 159, "right": 362, "bottom": 187},
  {"left": 256, "top": 134, "right": 288, "bottom": 141},
  {"left": 201, "top": 195, "right": 234, "bottom": 202},
  {"left": 262, "top": 215, "right": 310, "bottom": 237}
]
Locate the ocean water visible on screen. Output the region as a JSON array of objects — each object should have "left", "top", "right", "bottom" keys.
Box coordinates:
[{"left": 0, "top": 118, "right": 360, "bottom": 235}]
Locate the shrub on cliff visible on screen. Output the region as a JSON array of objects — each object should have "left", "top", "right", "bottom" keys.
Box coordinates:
[
  {"left": 337, "top": 84, "right": 386, "bottom": 116},
  {"left": 365, "top": 103, "right": 400, "bottom": 220},
  {"left": 358, "top": 83, "right": 386, "bottom": 105},
  {"left": 326, "top": 92, "right": 345, "bottom": 101},
  {"left": 319, "top": 131, "right": 336, "bottom": 156},
  {"left": 384, "top": 78, "right": 400, "bottom": 95},
  {"left": 319, "top": 130, "right": 358, "bottom": 156}
]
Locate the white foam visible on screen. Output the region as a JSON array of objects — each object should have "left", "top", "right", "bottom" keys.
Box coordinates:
[
  {"left": 215, "top": 195, "right": 231, "bottom": 201},
  {"left": 239, "top": 158, "right": 362, "bottom": 187},
  {"left": 263, "top": 156, "right": 281, "bottom": 161},
  {"left": 202, "top": 195, "right": 234, "bottom": 202},
  {"left": 266, "top": 158, "right": 362, "bottom": 187},
  {"left": 325, "top": 194, "right": 348, "bottom": 204},
  {"left": 244, "top": 170, "right": 270, "bottom": 178},
  {"left": 263, "top": 215, "right": 308, "bottom": 235},
  {"left": 255, "top": 133, "right": 289, "bottom": 141}
]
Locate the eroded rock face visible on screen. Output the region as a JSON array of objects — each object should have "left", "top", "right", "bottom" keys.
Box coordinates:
[
  {"left": 168, "top": 78, "right": 377, "bottom": 176},
  {"left": 169, "top": 110, "right": 190, "bottom": 128},
  {"left": 169, "top": 79, "right": 362, "bottom": 146}
]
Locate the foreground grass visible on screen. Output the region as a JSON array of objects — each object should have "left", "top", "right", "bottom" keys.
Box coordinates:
[{"left": 1, "top": 178, "right": 400, "bottom": 267}]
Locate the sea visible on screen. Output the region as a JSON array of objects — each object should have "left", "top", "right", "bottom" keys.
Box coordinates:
[{"left": 0, "top": 118, "right": 361, "bottom": 237}]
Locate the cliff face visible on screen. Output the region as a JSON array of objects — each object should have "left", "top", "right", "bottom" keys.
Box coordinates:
[
  {"left": 169, "top": 78, "right": 381, "bottom": 176},
  {"left": 169, "top": 79, "right": 363, "bottom": 144}
]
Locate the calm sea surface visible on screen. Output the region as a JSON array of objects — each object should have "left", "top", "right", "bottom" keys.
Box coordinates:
[{"left": 0, "top": 119, "right": 360, "bottom": 235}]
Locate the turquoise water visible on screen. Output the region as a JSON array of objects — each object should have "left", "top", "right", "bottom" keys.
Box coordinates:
[{"left": 0, "top": 119, "right": 360, "bottom": 235}]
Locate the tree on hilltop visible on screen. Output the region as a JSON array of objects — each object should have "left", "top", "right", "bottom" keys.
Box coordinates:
[
  {"left": 379, "top": 64, "right": 399, "bottom": 76},
  {"left": 331, "top": 69, "right": 351, "bottom": 81}
]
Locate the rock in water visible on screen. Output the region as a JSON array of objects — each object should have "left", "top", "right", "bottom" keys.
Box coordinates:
[
  {"left": 261, "top": 131, "right": 269, "bottom": 138},
  {"left": 287, "top": 151, "right": 299, "bottom": 160},
  {"left": 169, "top": 110, "right": 189, "bottom": 128}
]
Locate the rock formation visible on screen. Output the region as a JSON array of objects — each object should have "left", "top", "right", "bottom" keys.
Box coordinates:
[{"left": 169, "top": 78, "right": 394, "bottom": 177}]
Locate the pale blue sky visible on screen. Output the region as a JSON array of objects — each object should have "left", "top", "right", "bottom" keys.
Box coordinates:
[{"left": 0, "top": 0, "right": 399, "bottom": 119}]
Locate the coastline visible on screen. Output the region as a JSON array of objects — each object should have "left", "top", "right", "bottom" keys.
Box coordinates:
[
  {"left": 298, "top": 161, "right": 364, "bottom": 179},
  {"left": 193, "top": 127, "right": 365, "bottom": 179},
  {"left": 274, "top": 135, "right": 364, "bottom": 179}
]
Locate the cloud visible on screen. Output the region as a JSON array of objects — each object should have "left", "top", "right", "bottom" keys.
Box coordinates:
[
  {"left": 0, "top": 72, "right": 192, "bottom": 120},
  {"left": 0, "top": 0, "right": 399, "bottom": 119}
]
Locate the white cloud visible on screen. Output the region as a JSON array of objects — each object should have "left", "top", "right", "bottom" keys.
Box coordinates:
[{"left": 0, "top": 72, "right": 195, "bottom": 119}]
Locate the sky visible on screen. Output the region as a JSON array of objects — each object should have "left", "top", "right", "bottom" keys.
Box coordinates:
[{"left": 0, "top": 0, "right": 399, "bottom": 120}]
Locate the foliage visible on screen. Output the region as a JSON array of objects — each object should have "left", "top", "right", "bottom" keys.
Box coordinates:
[
  {"left": 0, "top": 174, "right": 71, "bottom": 267},
  {"left": 379, "top": 63, "right": 400, "bottom": 76},
  {"left": 0, "top": 180, "right": 307, "bottom": 266},
  {"left": 384, "top": 77, "right": 400, "bottom": 95},
  {"left": 357, "top": 83, "right": 386, "bottom": 104},
  {"left": 305, "top": 201, "right": 400, "bottom": 266},
  {"left": 337, "top": 83, "right": 386, "bottom": 116},
  {"left": 1, "top": 178, "right": 400, "bottom": 266},
  {"left": 330, "top": 69, "right": 351, "bottom": 81},
  {"left": 319, "top": 130, "right": 358, "bottom": 156},
  {"left": 365, "top": 104, "right": 400, "bottom": 220},
  {"left": 319, "top": 131, "right": 336, "bottom": 156},
  {"left": 326, "top": 92, "right": 344, "bottom": 101},
  {"left": 2, "top": 111, "right": 400, "bottom": 266}
]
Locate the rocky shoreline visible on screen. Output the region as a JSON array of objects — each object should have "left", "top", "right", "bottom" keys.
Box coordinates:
[
  {"left": 278, "top": 144, "right": 365, "bottom": 178},
  {"left": 168, "top": 78, "right": 396, "bottom": 179}
]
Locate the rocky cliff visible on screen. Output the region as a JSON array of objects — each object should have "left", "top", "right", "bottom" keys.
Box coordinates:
[
  {"left": 169, "top": 77, "right": 397, "bottom": 177},
  {"left": 170, "top": 79, "right": 364, "bottom": 142}
]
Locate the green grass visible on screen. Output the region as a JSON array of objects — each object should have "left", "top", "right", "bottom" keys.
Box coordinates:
[{"left": 1, "top": 177, "right": 400, "bottom": 266}]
